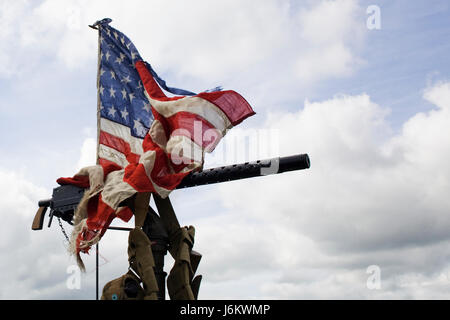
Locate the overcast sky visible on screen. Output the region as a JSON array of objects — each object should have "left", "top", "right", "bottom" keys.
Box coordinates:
[{"left": 1, "top": 0, "right": 450, "bottom": 299}]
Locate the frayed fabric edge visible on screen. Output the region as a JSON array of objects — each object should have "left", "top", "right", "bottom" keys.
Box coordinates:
[{"left": 68, "top": 183, "right": 103, "bottom": 272}]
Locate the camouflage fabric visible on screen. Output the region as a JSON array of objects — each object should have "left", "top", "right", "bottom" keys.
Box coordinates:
[
  {"left": 167, "top": 226, "right": 202, "bottom": 300},
  {"left": 128, "top": 227, "right": 159, "bottom": 300},
  {"left": 101, "top": 271, "right": 144, "bottom": 300}
]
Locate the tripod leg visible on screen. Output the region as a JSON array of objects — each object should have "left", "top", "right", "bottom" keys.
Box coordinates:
[
  {"left": 153, "top": 194, "right": 203, "bottom": 300},
  {"left": 128, "top": 227, "right": 159, "bottom": 300},
  {"left": 128, "top": 192, "right": 159, "bottom": 299}
]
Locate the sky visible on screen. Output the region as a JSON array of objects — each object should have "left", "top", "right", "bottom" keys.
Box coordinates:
[{"left": 0, "top": 0, "right": 450, "bottom": 299}]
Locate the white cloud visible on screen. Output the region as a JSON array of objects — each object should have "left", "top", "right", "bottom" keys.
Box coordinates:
[
  {"left": 75, "top": 136, "right": 96, "bottom": 171},
  {"left": 1, "top": 0, "right": 365, "bottom": 89},
  {"left": 0, "top": 141, "right": 128, "bottom": 299},
  {"left": 193, "top": 81, "right": 450, "bottom": 298},
  {"left": 4, "top": 0, "right": 448, "bottom": 300},
  {"left": 295, "top": 0, "right": 366, "bottom": 82},
  {"left": 2, "top": 76, "right": 449, "bottom": 300},
  {"left": 0, "top": 167, "right": 68, "bottom": 299}
]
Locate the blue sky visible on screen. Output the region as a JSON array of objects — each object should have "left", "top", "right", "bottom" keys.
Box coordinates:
[
  {"left": 1, "top": 0, "right": 450, "bottom": 299},
  {"left": 2, "top": 1, "right": 449, "bottom": 186}
]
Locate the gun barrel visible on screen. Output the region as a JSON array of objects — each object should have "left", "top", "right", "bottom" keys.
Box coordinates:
[
  {"left": 176, "top": 153, "right": 310, "bottom": 189},
  {"left": 34, "top": 154, "right": 310, "bottom": 229},
  {"left": 38, "top": 199, "right": 52, "bottom": 207}
]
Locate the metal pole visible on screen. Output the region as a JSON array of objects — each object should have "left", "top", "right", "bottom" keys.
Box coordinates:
[
  {"left": 90, "top": 20, "right": 102, "bottom": 302},
  {"left": 96, "top": 242, "right": 99, "bottom": 300}
]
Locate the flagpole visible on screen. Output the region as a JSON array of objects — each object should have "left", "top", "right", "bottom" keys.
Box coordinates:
[
  {"left": 95, "top": 25, "right": 102, "bottom": 167},
  {"left": 95, "top": 23, "right": 101, "bottom": 301},
  {"left": 90, "top": 19, "right": 103, "bottom": 301}
]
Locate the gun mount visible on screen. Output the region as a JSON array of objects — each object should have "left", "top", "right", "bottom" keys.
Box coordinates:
[
  {"left": 32, "top": 153, "right": 310, "bottom": 230},
  {"left": 32, "top": 153, "right": 310, "bottom": 300}
]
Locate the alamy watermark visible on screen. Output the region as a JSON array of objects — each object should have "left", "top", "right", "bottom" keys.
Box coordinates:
[
  {"left": 367, "top": 5, "right": 381, "bottom": 30},
  {"left": 66, "top": 265, "right": 81, "bottom": 290},
  {"left": 366, "top": 265, "right": 381, "bottom": 290},
  {"left": 168, "top": 122, "right": 281, "bottom": 175}
]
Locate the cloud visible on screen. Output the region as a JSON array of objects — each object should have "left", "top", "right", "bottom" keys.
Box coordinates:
[
  {"left": 0, "top": 167, "right": 67, "bottom": 299},
  {"left": 295, "top": 0, "right": 366, "bottom": 82},
  {"left": 75, "top": 136, "right": 96, "bottom": 171},
  {"left": 193, "top": 80, "right": 450, "bottom": 298},
  {"left": 1, "top": 0, "right": 366, "bottom": 90},
  {"left": 0, "top": 144, "right": 130, "bottom": 299},
  {"left": 4, "top": 72, "right": 448, "bottom": 300},
  {"left": 4, "top": 0, "right": 448, "bottom": 300}
]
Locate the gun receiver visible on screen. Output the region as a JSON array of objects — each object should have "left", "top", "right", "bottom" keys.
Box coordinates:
[
  {"left": 32, "top": 154, "right": 310, "bottom": 230},
  {"left": 32, "top": 184, "right": 86, "bottom": 230}
]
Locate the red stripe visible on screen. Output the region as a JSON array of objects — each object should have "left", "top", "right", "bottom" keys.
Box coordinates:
[
  {"left": 152, "top": 166, "right": 190, "bottom": 190},
  {"left": 135, "top": 61, "right": 166, "bottom": 99},
  {"left": 150, "top": 148, "right": 189, "bottom": 188},
  {"left": 167, "top": 153, "right": 192, "bottom": 173},
  {"left": 116, "top": 207, "right": 133, "bottom": 222},
  {"left": 165, "top": 111, "right": 221, "bottom": 149},
  {"left": 197, "top": 90, "right": 255, "bottom": 126},
  {"left": 100, "top": 161, "right": 123, "bottom": 177},
  {"left": 56, "top": 175, "right": 90, "bottom": 188},
  {"left": 99, "top": 158, "right": 123, "bottom": 172},
  {"left": 142, "top": 134, "right": 192, "bottom": 173},
  {"left": 99, "top": 130, "right": 131, "bottom": 155},
  {"left": 123, "top": 149, "right": 191, "bottom": 192},
  {"left": 77, "top": 194, "right": 113, "bottom": 254},
  {"left": 99, "top": 130, "right": 141, "bottom": 165},
  {"left": 123, "top": 162, "right": 155, "bottom": 192},
  {"left": 136, "top": 60, "right": 254, "bottom": 126},
  {"left": 142, "top": 111, "right": 212, "bottom": 174},
  {"left": 86, "top": 194, "right": 115, "bottom": 232},
  {"left": 136, "top": 61, "right": 190, "bottom": 102}
]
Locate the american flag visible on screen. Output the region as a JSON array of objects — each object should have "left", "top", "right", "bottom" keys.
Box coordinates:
[
  {"left": 96, "top": 20, "right": 153, "bottom": 168},
  {"left": 58, "top": 18, "right": 255, "bottom": 264}
]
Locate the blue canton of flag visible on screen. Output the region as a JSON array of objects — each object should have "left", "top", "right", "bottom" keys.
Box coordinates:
[{"left": 98, "top": 24, "right": 152, "bottom": 138}]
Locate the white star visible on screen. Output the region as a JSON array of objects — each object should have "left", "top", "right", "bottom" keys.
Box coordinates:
[
  {"left": 120, "top": 109, "right": 129, "bottom": 119},
  {"left": 99, "top": 85, "right": 104, "bottom": 95},
  {"left": 121, "top": 36, "right": 125, "bottom": 44},
  {"left": 131, "top": 52, "right": 138, "bottom": 60},
  {"left": 105, "top": 51, "right": 111, "bottom": 61},
  {"left": 109, "top": 86, "right": 116, "bottom": 98},
  {"left": 108, "top": 105, "right": 117, "bottom": 117},
  {"left": 126, "top": 42, "right": 131, "bottom": 49},
  {"left": 129, "top": 92, "right": 135, "bottom": 103},
  {"left": 133, "top": 119, "right": 142, "bottom": 130},
  {"left": 106, "top": 28, "right": 111, "bottom": 36},
  {"left": 121, "top": 75, "right": 131, "bottom": 84},
  {"left": 133, "top": 119, "right": 147, "bottom": 136},
  {"left": 100, "top": 68, "right": 105, "bottom": 76},
  {"left": 115, "top": 56, "right": 122, "bottom": 64},
  {"left": 110, "top": 71, "right": 116, "bottom": 80},
  {"left": 142, "top": 102, "right": 151, "bottom": 113},
  {"left": 121, "top": 88, "right": 127, "bottom": 99},
  {"left": 119, "top": 53, "right": 126, "bottom": 61},
  {"left": 136, "top": 81, "right": 143, "bottom": 89},
  {"left": 113, "top": 31, "right": 118, "bottom": 40}
]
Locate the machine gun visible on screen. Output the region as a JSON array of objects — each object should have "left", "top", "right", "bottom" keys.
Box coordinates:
[
  {"left": 32, "top": 154, "right": 310, "bottom": 230},
  {"left": 32, "top": 153, "right": 310, "bottom": 299}
]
